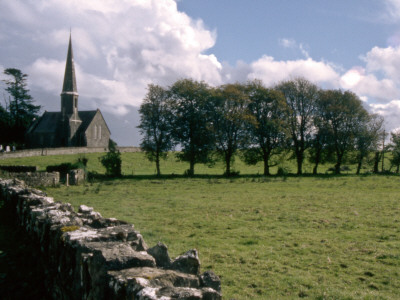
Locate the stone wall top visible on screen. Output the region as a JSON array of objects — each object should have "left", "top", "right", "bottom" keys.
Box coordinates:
[{"left": 0, "top": 146, "right": 141, "bottom": 160}]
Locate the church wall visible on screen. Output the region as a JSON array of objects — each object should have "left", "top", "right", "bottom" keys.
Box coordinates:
[
  {"left": 27, "top": 133, "right": 57, "bottom": 149},
  {"left": 85, "top": 112, "right": 110, "bottom": 148}
]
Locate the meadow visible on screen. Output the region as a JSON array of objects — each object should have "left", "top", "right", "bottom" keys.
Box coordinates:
[{"left": 1, "top": 152, "right": 400, "bottom": 299}]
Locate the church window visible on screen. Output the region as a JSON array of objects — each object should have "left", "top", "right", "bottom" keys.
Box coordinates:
[
  {"left": 94, "top": 125, "right": 97, "bottom": 139},
  {"left": 98, "top": 125, "right": 102, "bottom": 140}
]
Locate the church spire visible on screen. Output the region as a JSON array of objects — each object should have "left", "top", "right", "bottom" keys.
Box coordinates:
[{"left": 61, "top": 33, "right": 78, "bottom": 94}]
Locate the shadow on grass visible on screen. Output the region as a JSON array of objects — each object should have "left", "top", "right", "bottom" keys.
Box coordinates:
[{"left": 87, "top": 171, "right": 399, "bottom": 183}]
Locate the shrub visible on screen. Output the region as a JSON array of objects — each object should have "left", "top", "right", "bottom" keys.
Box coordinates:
[
  {"left": 0, "top": 165, "right": 37, "bottom": 172},
  {"left": 100, "top": 149, "right": 122, "bottom": 177}
]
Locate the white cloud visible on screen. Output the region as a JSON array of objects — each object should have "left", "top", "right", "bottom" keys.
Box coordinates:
[
  {"left": 340, "top": 67, "right": 398, "bottom": 101},
  {"left": 279, "top": 38, "right": 296, "bottom": 48},
  {"left": 0, "top": 0, "right": 221, "bottom": 114},
  {"left": 279, "top": 38, "right": 310, "bottom": 58},
  {"left": 363, "top": 46, "right": 400, "bottom": 82},
  {"left": 383, "top": 0, "right": 400, "bottom": 22},
  {"left": 370, "top": 100, "right": 400, "bottom": 133},
  {"left": 248, "top": 56, "right": 340, "bottom": 87}
]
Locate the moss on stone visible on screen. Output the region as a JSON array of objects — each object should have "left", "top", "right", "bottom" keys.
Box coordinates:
[{"left": 61, "top": 225, "right": 80, "bottom": 233}]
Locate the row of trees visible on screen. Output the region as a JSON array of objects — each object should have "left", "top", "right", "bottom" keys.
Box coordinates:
[
  {"left": 1, "top": 68, "right": 41, "bottom": 147},
  {"left": 138, "top": 77, "right": 388, "bottom": 176}
]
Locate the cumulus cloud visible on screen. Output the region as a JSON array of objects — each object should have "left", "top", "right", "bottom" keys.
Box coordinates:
[
  {"left": 0, "top": 0, "right": 221, "bottom": 114},
  {"left": 248, "top": 56, "right": 339, "bottom": 87},
  {"left": 3, "top": 0, "right": 400, "bottom": 142}
]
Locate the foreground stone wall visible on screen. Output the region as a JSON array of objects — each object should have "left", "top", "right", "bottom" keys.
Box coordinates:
[
  {"left": 0, "top": 146, "right": 141, "bottom": 160},
  {"left": 3, "top": 172, "right": 60, "bottom": 187},
  {"left": 0, "top": 178, "right": 221, "bottom": 299}
]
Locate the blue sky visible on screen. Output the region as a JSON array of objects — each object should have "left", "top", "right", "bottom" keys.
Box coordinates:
[
  {"left": 1, "top": 0, "right": 400, "bottom": 146},
  {"left": 177, "top": 1, "right": 388, "bottom": 66}
]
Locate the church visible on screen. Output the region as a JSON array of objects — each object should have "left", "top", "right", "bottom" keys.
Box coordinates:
[{"left": 26, "top": 35, "right": 111, "bottom": 148}]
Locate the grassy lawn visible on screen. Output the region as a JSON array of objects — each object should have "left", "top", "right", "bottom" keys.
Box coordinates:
[{"left": 1, "top": 152, "right": 400, "bottom": 299}]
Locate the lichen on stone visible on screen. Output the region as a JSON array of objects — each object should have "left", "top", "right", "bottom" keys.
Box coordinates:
[{"left": 61, "top": 225, "right": 81, "bottom": 232}]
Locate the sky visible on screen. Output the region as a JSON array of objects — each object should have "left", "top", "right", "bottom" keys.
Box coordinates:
[{"left": 1, "top": 0, "right": 400, "bottom": 146}]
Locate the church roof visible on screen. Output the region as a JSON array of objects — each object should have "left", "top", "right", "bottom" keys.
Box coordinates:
[
  {"left": 61, "top": 34, "right": 78, "bottom": 94},
  {"left": 29, "top": 110, "right": 99, "bottom": 135},
  {"left": 77, "top": 110, "right": 98, "bottom": 133},
  {"left": 28, "top": 111, "right": 61, "bottom": 134}
]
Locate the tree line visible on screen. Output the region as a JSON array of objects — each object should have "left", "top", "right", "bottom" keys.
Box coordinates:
[
  {"left": 1, "top": 68, "right": 41, "bottom": 147},
  {"left": 138, "top": 77, "right": 400, "bottom": 176}
]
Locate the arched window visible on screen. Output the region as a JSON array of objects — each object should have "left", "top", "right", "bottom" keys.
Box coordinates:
[
  {"left": 94, "top": 125, "right": 97, "bottom": 140},
  {"left": 98, "top": 125, "right": 102, "bottom": 140}
]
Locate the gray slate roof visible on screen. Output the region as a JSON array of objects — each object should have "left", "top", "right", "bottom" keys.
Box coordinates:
[{"left": 28, "top": 110, "right": 98, "bottom": 135}]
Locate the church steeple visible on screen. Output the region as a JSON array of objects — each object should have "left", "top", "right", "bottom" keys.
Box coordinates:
[
  {"left": 61, "top": 33, "right": 79, "bottom": 119},
  {"left": 62, "top": 33, "right": 78, "bottom": 94}
]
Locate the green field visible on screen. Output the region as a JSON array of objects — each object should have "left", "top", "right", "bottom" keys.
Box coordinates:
[{"left": 1, "top": 153, "right": 400, "bottom": 299}]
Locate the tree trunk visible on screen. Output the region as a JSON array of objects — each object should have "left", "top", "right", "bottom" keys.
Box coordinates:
[
  {"left": 313, "top": 147, "right": 321, "bottom": 175},
  {"left": 312, "top": 162, "right": 319, "bottom": 175},
  {"left": 396, "top": 165, "right": 399, "bottom": 174},
  {"left": 335, "top": 153, "right": 343, "bottom": 175},
  {"left": 373, "top": 152, "right": 380, "bottom": 174},
  {"left": 155, "top": 154, "right": 161, "bottom": 176},
  {"left": 356, "top": 159, "right": 362, "bottom": 175},
  {"left": 296, "top": 151, "right": 303, "bottom": 175},
  {"left": 263, "top": 149, "right": 271, "bottom": 176},
  {"left": 189, "top": 159, "right": 195, "bottom": 176},
  {"left": 225, "top": 151, "right": 231, "bottom": 176}
]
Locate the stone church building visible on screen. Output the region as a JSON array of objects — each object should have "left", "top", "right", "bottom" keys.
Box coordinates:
[{"left": 26, "top": 35, "right": 110, "bottom": 148}]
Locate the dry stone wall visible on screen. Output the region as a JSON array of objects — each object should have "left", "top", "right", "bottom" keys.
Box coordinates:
[
  {"left": 2, "top": 172, "right": 60, "bottom": 187},
  {"left": 0, "top": 146, "right": 141, "bottom": 160},
  {"left": 0, "top": 178, "right": 221, "bottom": 299}
]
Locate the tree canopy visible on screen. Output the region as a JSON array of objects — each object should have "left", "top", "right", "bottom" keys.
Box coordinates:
[{"left": 1, "top": 68, "right": 41, "bottom": 146}]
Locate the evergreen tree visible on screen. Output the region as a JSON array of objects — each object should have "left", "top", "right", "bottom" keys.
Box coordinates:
[{"left": 2, "top": 68, "right": 41, "bottom": 146}]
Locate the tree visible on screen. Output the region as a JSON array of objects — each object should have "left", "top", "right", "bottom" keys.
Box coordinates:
[
  {"left": 169, "top": 79, "right": 214, "bottom": 176},
  {"left": 100, "top": 143, "right": 122, "bottom": 177},
  {"left": 243, "top": 80, "right": 288, "bottom": 176},
  {"left": 354, "top": 114, "right": 384, "bottom": 174},
  {"left": 276, "top": 78, "right": 319, "bottom": 175},
  {"left": 138, "top": 84, "right": 174, "bottom": 176},
  {"left": 0, "top": 103, "right": 12, "bottom": 145},
  {"left": 389, "top": 130, "right": 400, "bottom": 173},
  {"left": 2, "top": 68, "right": 41, "bottom": 146},
  {"left": 318, "top": 89, "right": 370, "bottom": 174},
  {"left": 210, "top": 83, "right": 250, "bottom": 176}
]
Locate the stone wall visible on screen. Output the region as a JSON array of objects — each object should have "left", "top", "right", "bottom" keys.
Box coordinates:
[
  {"left": 0, "top": 146, "right": 141, "bottom": 160},
  {"left": 3, "top": 172, "right": 60, "bottom": 187},
  {"left": 0, "top": 178, "right": 221, "bottom": 299}
]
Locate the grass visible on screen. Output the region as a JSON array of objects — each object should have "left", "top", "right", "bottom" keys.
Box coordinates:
[{"left": 1, "top": 152, "right": 400, "bottom": 299}]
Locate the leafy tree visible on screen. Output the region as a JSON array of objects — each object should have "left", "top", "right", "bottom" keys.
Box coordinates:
[
  {"left": 0, "top": 104, "right": 12, "bottom": 145},
  {"left": 138, "top": 84, "right": 174, "bottom": 176},
  {"left": 354, "top": 114, "right": 384, "bottom": 174},
  {"left": 276, "top": 78, "right": 319, "bottom": 175},
  {"left": 2, "top": 68, "right": 41, "bottom": 146},
  {"left": 308, "top": 125, "right": 333, "bottom": 175},
  {"left": 210, "top": 83, "right": 250, "bottom": 176},
  {"left": 169, "top": 79, "right": 214, "bottom": 175},
  {"left": 389, "top": 130, "right": 400, "bottom": 173},
  {"left": 318, "top": 89, "right": 369, "bottom": 174},
  {"left": 100, "top": 142, "right": 121, "bottom": 177},
  {"left": 243, "top": 80, "right": 288, "bottom": 176}
]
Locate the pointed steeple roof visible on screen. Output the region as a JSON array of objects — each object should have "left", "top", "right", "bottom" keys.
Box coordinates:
[{"left": 62, "top": 33, "right": 78, "bottom": 94}]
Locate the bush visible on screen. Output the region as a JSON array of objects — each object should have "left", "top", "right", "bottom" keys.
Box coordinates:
[
  {"left": 100, "top": 149, "right": 122, "bottom": 177},
  {"left": 46, "top": 163, "right": 74, "bottom": 174},
  {"left": 0, "top": 165, "right": 37, "bottom": 172}
]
